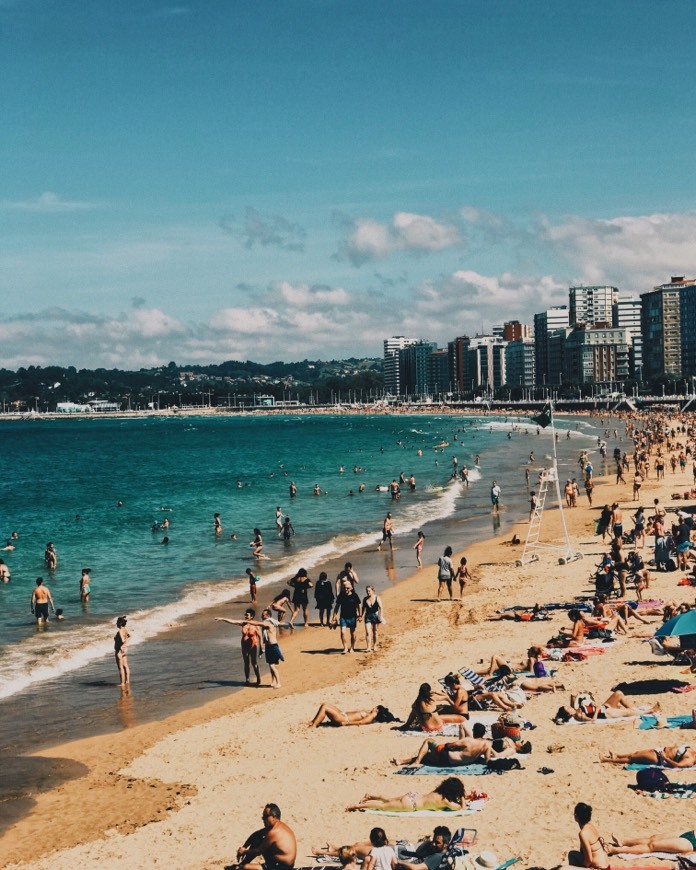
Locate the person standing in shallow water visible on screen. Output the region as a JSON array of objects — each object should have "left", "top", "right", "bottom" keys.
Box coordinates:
[
  {"left": 80, "top": 567, "right": 92, "bottom": 602},
  {"left": 114, "top": 616, "right": 131, "bottom": 685},
  {"left": 215, "top": 608, "right": 264, "bottom": 686}
]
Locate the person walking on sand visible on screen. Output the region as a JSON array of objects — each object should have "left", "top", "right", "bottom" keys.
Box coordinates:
[
  {"left": 455, "top": 557, "right": 470, "bottom": 597},
  {"left": 414, "top": 531, "right": 425, "bottom": 568},
  {"left": 437, "top": 547, "right": 455, "bottom": 600},
  {"left": 114, "top": 615, "right": 131, "bottom": 685},
  {"left": 362, "top": 585, "right": 384, "bottom": 652},
  {"left": 79, "top": 567, "right": 92, "bottom": 603},
  {"left": 378, "top": 513, "right": 394, "bottom": 551},
  {"left": 336, "top": 562, "right": 359, "bottom": 596},
  {"left": 30, "top": 577, "right": 55, "bottom": 625},
  {"left": 215, "top": 608, "right": 264, "bottom": 686},
  {"left": 288, "top": 567, "right": 313, "bottom": 627},
  {"left": 490, "top": 481, "right": 501, "bottom": 513},
  {"left": 332, "top": 578, "right": 362, "bottom": 654}
]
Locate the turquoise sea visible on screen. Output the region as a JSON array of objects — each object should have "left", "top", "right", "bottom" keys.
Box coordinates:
[{"left": 0, "top": 412, "right": 602, "bottom": 755}]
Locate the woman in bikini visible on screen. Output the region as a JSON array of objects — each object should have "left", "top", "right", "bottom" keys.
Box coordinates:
[
  {"left": 606, "top": 829, "right": 696, "bottom": 856},
  {"left": 573, "top": 803, "right": 609, "bottom": 869},
  {"left": 455, "top": 557, "right": 470, "bottom": 598},
  {"left": 440, "top": 673, "right": 469, "bottom": 716},
  {"left": 600, "top": 744, "right": 696, "bottom": 768},
  {"left": 114, "top": 615, "right": 131, "bottom": 686},
  {"left": 345, "top": 777, "right": 466, "bottom": 812},
  {"left": 215, "top": 609, "right": 264, "bottom": 686},
  {"left": 555, "top": 690, "right": 661, "bottom": 724},
  {"left": 309, "top": 703, "right": 397, "bottom": 728},
  {"left": 403, "top": 683, "right": 467, "bottom": 732},
  {"left": 362, "top": 586, "right": 384, "bottom": 653}
]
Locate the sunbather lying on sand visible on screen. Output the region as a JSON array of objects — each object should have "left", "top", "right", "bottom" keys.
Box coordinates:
[
  {"left": 600, "top": 743, "right": 696, "bottom": 767},
  {"left": 606, "top": 828, "right": 696, "bottom": 856},
  {"left": 346, "top": 777, "right": 466, "bottom": 812},
  {"left": 309, "top": 703, "right": 399, "bottom": 727},
  {"left": 553, "top": 690, "right": 660, "bottom": 724},
  {"left": 393, "top": 722, "right": 528, "bottom": 768},
  {"left": 475, "top": 646, "right": 546, "bottom": 677}
]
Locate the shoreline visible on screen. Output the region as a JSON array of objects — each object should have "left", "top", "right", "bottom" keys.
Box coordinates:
[{"left": 4, "top": 417, "right": 696, "bottom": 868}]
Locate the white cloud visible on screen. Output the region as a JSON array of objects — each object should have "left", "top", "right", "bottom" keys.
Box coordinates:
[
  {"left": 1, "top": 191, "right": 97, "bottom": 212},
  {"left": 336, "top": 211, "right": 462, "bottom": 266},
  {"left": 539, "top": 211, "right": 696, "bottom": 289}
]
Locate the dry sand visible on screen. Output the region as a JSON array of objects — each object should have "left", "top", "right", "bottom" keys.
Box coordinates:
[{"left": 3, "top": 452, "right": 696, "bottom": 870}]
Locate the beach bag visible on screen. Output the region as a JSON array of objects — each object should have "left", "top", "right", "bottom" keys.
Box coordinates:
[
  {"left": 636, "top": 767, "right": 669, "bottom": 792},
  {"left": 487, "top": 757, "right": 522, "bottom": 772},
  {"left": 666, "top": 557, "right": 678, "bottom": 572}
]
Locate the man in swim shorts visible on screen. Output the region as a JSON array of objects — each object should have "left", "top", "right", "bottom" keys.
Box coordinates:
[
  {"left": 237, "top": 803, "right": 297, "bottom": 870},
  {"left": 30, "top": 577, "right": 55, "bottom": 625}
]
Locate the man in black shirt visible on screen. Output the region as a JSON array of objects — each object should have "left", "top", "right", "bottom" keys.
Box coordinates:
[{"left": 332, "top": 578, "right": 362, "bottom": 654}]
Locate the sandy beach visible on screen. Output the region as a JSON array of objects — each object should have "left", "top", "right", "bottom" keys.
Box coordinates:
[{"left": 3, "top": 429, "right": 696, "bottom": 870}]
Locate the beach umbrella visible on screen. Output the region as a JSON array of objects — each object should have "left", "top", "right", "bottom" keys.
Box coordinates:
[{"left": 654, "top": 609, "right": 696, "bottom": 637}]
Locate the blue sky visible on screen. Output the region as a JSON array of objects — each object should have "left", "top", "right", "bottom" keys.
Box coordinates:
[{"left": 1, "top": 0, "right": 695, "bottom": 368}]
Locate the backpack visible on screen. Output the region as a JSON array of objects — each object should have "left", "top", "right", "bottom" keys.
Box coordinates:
[{"left": 636, "top": 766, "right": 670, "bottom": 792}]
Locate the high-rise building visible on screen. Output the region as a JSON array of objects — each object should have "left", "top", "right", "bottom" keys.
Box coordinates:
[
  {"left": 503, "top": 321, "right": 533, "bottom": 341},
  {"left": 464, "top": 335, "right": 507, "bottom": 392},
  {"left": 613, "top": 297, "right": 643, "bottom": 380},
  {"left": 427, "top": 348, "right": 451, "bottom": 395},
  {"left": 448, "top": 336, "right": 471, "bottom": 392},
  {"left": 383, "top": 336, "right": 417, "bottom": 396},
  {"left": 505, "top": 338, "right": 536, "bottom": 388},
  {"left": 399, "top": 341, "right": 437, "bottom": 396},
  {"left": 569, "top": 285, "right": 619, "bottom": 327},
  {"left": 534, "top": 306, "right": 569, "bottom": 386},
  {"left": 563, "top": 325, "right": 631, "bottom": 385},
  {"left": 681, "top": 287, "right": 696, "bottom": 379},
  {"left": 641, "top": 277, "right": 696, "bottom": 382}
]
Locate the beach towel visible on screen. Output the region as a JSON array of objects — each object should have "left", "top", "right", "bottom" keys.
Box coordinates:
[
  {"left": 638, "top": 714, "right": 694, "bottom": 730},
  {"left": 396, "top": 764, "right": 491, "bottom": 776},
  {"left": 397, "top": 713, "right": 500, "bottom": 738},
  {"left": 358, "top": 799, "right": 487, "bottom": 817},
  {"left": 629, "top": 783, "right": 696, "bottom": 798},
  {"left": 562, "top": 715, "right": 641, "bottom": 726},
  {"left": 396, "top": 758, "right": 524, "bottom": 776},
  {"left": 626, "top": 763, "right": 696, "bottom": 771},
  {"left": 614, "top": 852, "right": 696, "bottom": 863}
]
